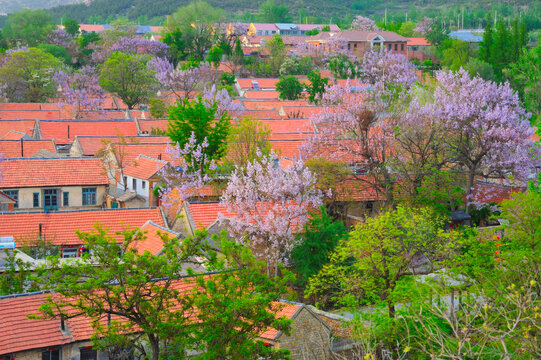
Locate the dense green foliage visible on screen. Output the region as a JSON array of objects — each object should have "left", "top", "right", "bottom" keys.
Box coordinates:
[
  {"left": 2, "top": 9, "right": 55, "bottom": 47},
  {"left": 99, "top": 52, "right": 157, "bottom": 109},
  {"left": 167, "top": 95, "right": 231, "bottom": 164},
  {"left": 305, "top": 70, "right": 329, "bottom": 104},
  {"left": 276, "top": 76, "right": 304, "bottom": 100}
]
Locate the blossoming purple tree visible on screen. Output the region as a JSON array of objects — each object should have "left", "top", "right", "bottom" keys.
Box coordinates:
[
  {"left": 429, "top": 69, "right": 539, "bottom": 212},
  {"left": 414, "top": 17, "right": 433, "bottom": 36},
  {"left": 220, "top": 152, "right": 324, "bottom": 276},
  {"left": 54, "top": 66, "right": 106, "bottom": 118},
  {"left": 350, "top": 16, "right": 379, "bottom": 31}
]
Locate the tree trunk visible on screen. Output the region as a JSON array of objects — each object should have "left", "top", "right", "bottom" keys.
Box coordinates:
[
  {"left": 387, "top": 300, "right": 395, "bottom": 319},
  {"left": 466, "top": 170, "right": 475, "bottom": 214},
  {"left": 148, "top": 334, "right": 160, "bottom": 360}
]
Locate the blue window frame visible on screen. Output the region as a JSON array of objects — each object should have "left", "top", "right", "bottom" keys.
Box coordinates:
[
  {"left": 82, "top": 188, "right": 97, "bottom": 206},
  {"left": 33, "top": 192, "right": 39, "bottom": 208},
  {"left": 3, "top": 190, "right": 18, "bottom": 208}
]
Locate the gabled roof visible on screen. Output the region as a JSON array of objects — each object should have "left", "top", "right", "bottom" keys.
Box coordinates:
[
  {"left": 123, "top": 155, "right": 168, "bottom": 180},
  {"left": 244, "top": 90, "right": 280, "bottom": 100},
  {"left": 0, "top": 280, "right": 302, "bottom": 355},
  {"left": 250, "top": 23, "right": 279, "bottom": 31},
  {"left": 130, "top": 220, "right": 179, "bottom": 256},
  {"left": 38, "top": 120, "right": 138, "bottom": 145},
  {"left": 0, "top": 207, "right": 167, "bottom": 246},
  {"left": 296, "top": 24, "right": 340, "bottom": 32},
  {"left": 187, "top": 202, "right": 234, "bottom": 230},
  {"left": 112, "top": 142, "right": 172, "bottom": 165},
  {"left": 237, "top": 78, "right": 280, "bottom": 90},
  {"left": 0, "top": 139, "right": 57, "bottom": 158},
  {"left": 0, "top": 157, "right": 108, "bottom": 188},
  {"left": 0, "top": 110, "right": 60, "bottom": 120},
  {"left": 73, "top": 136, "right": 168, "bottom": 156},
  {"left": 407, "top": 37, "right": 430, "bottom": 46},
  {"left": 0, "top": 120, "right": 36, "bottom": 139},
  {"left": 337, "top": 30, "right": 408, "bottom": 42}
]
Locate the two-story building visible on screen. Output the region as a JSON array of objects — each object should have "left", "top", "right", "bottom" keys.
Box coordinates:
[{"left": 0, "top": 158, "right": 109, "bottom": 211}]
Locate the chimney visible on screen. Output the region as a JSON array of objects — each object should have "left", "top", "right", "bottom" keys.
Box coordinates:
[
  {"left": 20, "top": 138, "right": 23, "bottom": 157},
  {"left": 67, "top": 125, "right": 70, "bottom": 140},
  {"left": 158, "top": 153, "right": 162, "bottom": 160},
  {"left": 39, "top": 223, "right": 43, "bottom": 240}
]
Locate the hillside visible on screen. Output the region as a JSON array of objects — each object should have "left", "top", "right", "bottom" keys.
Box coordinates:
[
  {"left": 0, "top": 0, "right": 82, "bottom": 15},
  {"left": 41, "top": 0, "right": 541, "bottom": 26}
]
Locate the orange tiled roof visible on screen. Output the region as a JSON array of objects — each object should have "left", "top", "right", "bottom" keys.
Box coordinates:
[
  {"left": 0, "top": 120, "right": 36, "bottom": 139},
  {"left": 187, "top": 202, "right": 235, "bottom": 230},
  {"left": 237, "top": 78, "right": 280, "bottom": 90},
  {"left": 244, "top": 91, "right": 280, "bottom": 100},
  {"left": 112, "top": 142, "right": 172, "bottom": 164},
  {"left": 407, "top": 37, "right": 430, "bottom": 46},
  {"left": 242, "top": 109, "right": 282, "bottom": 119},
  {"left": 242, "top": 100, "right": 309, "bottom": 111},
  {"left": 123, "top": 155, "right": 167, "bottom": 180},
  {"left": 0, "top": 110, "right": 60, "bottom": 120},
  {"left": 471, "top": 180, "right": 526, "bottom": 204},
  {"left": 270, "top": 139, "right": 306, "bottom": 158},
  {"left": 74, "top": 136, "right": 169, "bottom": 156},
  {"left": 0, "top": 282, "right": 301, "bottom": 355},
  {"left": 0, "top": 139, "right": 57, "bottom": 158},
  {"left": 0, "top": 207, "right": 166, "bottom": 246},
  {"left": 281, "top": 106, "right": 325, "bottom": 119},
  {"left": 39, "top": 120, "right": 138, "bottom": 145},
  {"left": 0, "top": 158, "right": 108, "bottom": 188},
  {"left": 138, "top": 119, "right": 169, "bottom": 134},
  {"left": 0, "top": 103, "right": 43, "bottom": 110},
  {"left": 130, "top": 220, "right": 178, "bottom": 255},
  {"left": 258, "top": 119, "right": 312, "bottom": 134}
]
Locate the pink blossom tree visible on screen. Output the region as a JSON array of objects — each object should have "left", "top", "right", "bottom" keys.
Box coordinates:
[
  {"left": 220, "top": 152, "right": 324, "bottom": 276},
  {"left": 351, "top": 16, "right": 379, "bottom": 31},
  {"left": 414, "top": 17, "right": 433, "bottom": 36},
  {"left": 430, "top": 69, "right": 539, "bottom": 212},
  {"left": 147, "top": 57, "right": 214, "bottom": 101},
  {"left": 54, "top": 66, "right": 106, "bottom": 118},
  {"left": 111, "top": 37, "right": 170, "bottom": 59},
  {"left": 158, "top": 132, "right": 217, "bottom": 208}
]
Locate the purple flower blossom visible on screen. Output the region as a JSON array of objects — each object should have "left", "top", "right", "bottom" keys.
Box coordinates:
[{"left": 351, "top": 16, "right": 379, "bottom": 31}]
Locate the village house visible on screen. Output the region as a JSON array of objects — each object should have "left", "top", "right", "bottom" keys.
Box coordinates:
[
  {"left": 0, "top": 158, "right": 109, "bottom": 211},
  {"left": 247, "top": 23, "right": 340, "bottom": 36},
  {"left": 0, "top": 285, "right": 331, "bottom": 360}
]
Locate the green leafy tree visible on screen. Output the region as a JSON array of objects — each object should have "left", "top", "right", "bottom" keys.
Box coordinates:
[
  {"left": 99, "top": 52, "right": 157, "bottom": 109},
  {"left": 479, "top": 14, "right": 493, "bottom": 63},
  {"left": 165, "top": 1, "right": 226, "bottom": 61},
  {"left": 2, "top": 9, "right": 55, "bottom": 47},
  {"left": 265, "top": 34, "right": 288, "bottom": 77},
  {"left": 291, "top": 206, "right": 347, "bottom": 287},
  {"left": 167, "top": 95, "right": 231, "bottom": 164},
  {"left": 37, "top": 44, "right": 72, "bottom": 65},
  {"left": 149, "top": 98, "right": 167, "bottom": 118},
  {"left": 441, "top": 39, "right": 474, "bottom": 71},
  {"left": 225, "top": 117, "right": 271, "bottom": 169},
  {"left": 465, "top": 58, "right": 494, "bottom": 81},
  {"left": 0, "top": 250, "right": 37, "bottom": 296},
  {"left": 276, "top": 76, "right": 304, "bottom": 100},
  {"left": 306, "top": 70, "right": 329, "bottom": 104},
  {"left": 505, "top": 41, "right": 541, "bottom": 125},
  {"left": 306, "top": 206, "right": 455, "bottom": 317},
  {"left": 162, "top": 28, "right": 186, "bottom": 66},
  {"left": 0, "top": 48, "right": 62, "bottom": 103},
  {"left": 206, "top": 45, "right": 223, "bottom": 68},
  {"left": 259, "top": 0, "right": 291, "bottom": 23},
  {"left": 173, "top": 237, "right": 293, "bottom": 359},
  {"left": 63, "top": 18, "right": 80, "bottom": 37},
  {"left": 231, "top": 37, "right": 245, "bottom": 67},
  {"left": 492, "top": 19, "right": 512, "bottom": 78},
  {"left": 425, "top": 19, "right": 449, "bottom": 47},
  {"left": 329, "top": 55, "right": 358, "bottom": 79}
]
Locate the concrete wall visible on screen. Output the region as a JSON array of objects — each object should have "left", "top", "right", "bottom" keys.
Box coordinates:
[
  {"left": 276, "top": 307, "right": 331, "bottom": 360},
  {"left": 0, "top": 185, "right": 107, "bottom": 211}
]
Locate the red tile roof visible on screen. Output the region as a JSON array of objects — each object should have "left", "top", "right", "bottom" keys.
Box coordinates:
[
  {"left": 0, "top": 158, "right": 108, "bottom": 188},
  {"left": 242, "top": 110, "right": 282, "bottom": 119},
  {"left": 0, "top": 281, "right": 301, "bottom": 355},
  {"left": 0, "top": 139, "right": 57, "bottom": 158},
  {"left": 187, "top": 202, "right": 235, "bottom": 230},
  {"left": 471, "top": 180, "right": 526, "bottom": 204},
  {"left": 242, "top": 100, "right": 308, "bottom": 111},
  {"left": 39, "top": 120, "right": 138, "bottom": 145},
  {"left": 0, "top": 120, "right": 36, "bottom": 139},
  {"left": 270, "top": 139, "right": 306, "bottom": 158},
  {"left": 407, "top": 37, "right": 430, "bottom": 46},
  {"left": 130, "top": 220, "right": 178, "bottom": 255},
  {"left": 258, "top": 119, "right": 312, "bottom": 134},
  {"left": 112, "top": 143, "right": 172, "bottom": 164},
  {"left": 74, "top": 136, "right": 169, "bottom": 156},
  {"left": 0, "top": 103, "right": 42, "bottom": 110},
  {"left": 138, "top": 119, "right": 169, "bottom": 134},
  {"left": 123, "top": 155, "right": 167, "bottom": 180},
  {"left": 1, "top": 130, "right": 27, "bottom": 140},
  {"left": 244, "top": 90, "right": 280, "bottom": 100},
  {"left": 0, "top": 207, "right": 166, "bottom": 246},
  {"left": 237, "top": 78, "right": 280, "bottom": 90},
  {"left": 0, "top": 110, "right": 60, "bottom": 120},
  {"left": 281, "top": 106, "right": 325, "bottom": 119}
]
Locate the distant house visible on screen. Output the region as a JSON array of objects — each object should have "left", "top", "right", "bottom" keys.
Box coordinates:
[
  {"left": 333, "top": 30, "right": 409, "bottom": 57},
  {"left": 449, "top": 29, "right": 484, "bottom": 48},
  {"left": 247, "top": 23, "right": 340, "bottom": 36},
  {"left": 0, "top": 158, "right": 109, "bottom": 211},
  {"left": 407, "top": 37, "right": 433, "bottom": 62}
]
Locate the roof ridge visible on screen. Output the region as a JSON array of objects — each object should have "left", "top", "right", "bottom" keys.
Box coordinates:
[
  {"left": 0, "top": 290, "right": 52, "bottom": 300},
  {"left": 1, "top": 157, "right": 99, "bottom": 161},
  {"left": 144, "top": 220, "right": 178, "bottom": 235},
  {"left": 0, "top": 207, "right": 161, "bottom": 215}
]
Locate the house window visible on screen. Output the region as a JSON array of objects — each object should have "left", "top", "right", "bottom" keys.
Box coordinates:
[
  {"left": 82, "top": 188, "right": 97, "bottom": 206},
  {"left": 63, "top": 192, "right": 69, "bottom": 207},
  {"left": 394, "top": 44, "right": 398, "bottom": 51},
  {"left": 3, "top": 190, "right": 18, "bottom": 209},
  {"left": 61, "top": 246, "right": 78, "bottom": 259},
  {"left": 401, "top": 44, "right": 404, "bottom": 51},
  {"left": 388, "top": 44, "right": 391, "bottom": 50},
  {"left": 42, "top": 348, "right": 60, "bottom": 360},
  {"left": 80, "top": 347, "right": 97, "bottom": 360},
  {"left": 142, "top": 181, "right": 146, "bottom": 189},
  {"left": 347, "top": 43, "right": 351, "bottom": 50},
  {"left": 132, "top": 178, "right": 137, "bottom": 190},
  {"left": 354, "top": 43, "right": 357, "bottom": 49},
  {"left": 123, "top": 176, "right": 127, "bottom": 187},
  {"left": 33, "top": 192, "right": 39, "bottom": 208},
  {"left": 44, "top": 189, "right": 58, "bottom": 211}
]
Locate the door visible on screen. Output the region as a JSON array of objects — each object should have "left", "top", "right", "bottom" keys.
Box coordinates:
[{"left": 44, "top": 189, "right": 59, "bottom": 211}]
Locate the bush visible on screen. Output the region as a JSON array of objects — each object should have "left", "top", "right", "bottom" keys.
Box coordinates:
[{"left": 276, "top": 76, "right": 304, "bottom": 100}]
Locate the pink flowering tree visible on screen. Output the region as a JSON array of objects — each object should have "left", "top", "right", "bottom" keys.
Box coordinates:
[
  {"left": 414, "top": 17, "right": 433, "bottom": 36},
  {"left": 54, "top": 66, "right": 106, "bottom": 118},
  {"left": 111, "top": 37, "right": 170, "bottom": 59},
  {"left": 202, "top": 84, "right": 243, "bottom": 120},
  {"left": 430, "top": 69, "right": 539, "bottom": 212},
  {"left": 351, "top": 16, "right": 379, "bottom": 31},
  {"left": 220, "top": 152, "right": 324, "bottom": 276},
  {"left": 147, "top": 57, "right": 214, "bottom": 101},
  {"left": 47, "top": 29, "right": 74, "bottom": 48},
  {"left": 157, "top": 132, "right": 217, "bottom": 208}
]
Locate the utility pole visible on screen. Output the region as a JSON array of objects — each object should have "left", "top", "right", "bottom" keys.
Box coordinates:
[
  {"left": 462, "top": 7, "right": 464, "bottom": 29},
  {"left": 385, "top": 8, "right": 387, "bottom": 26}
]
